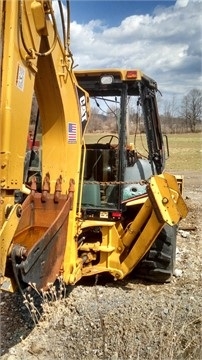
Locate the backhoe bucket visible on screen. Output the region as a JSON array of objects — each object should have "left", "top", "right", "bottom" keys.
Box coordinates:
[{"left": 11, "top": 192, "right": 73, "bottom": 291}]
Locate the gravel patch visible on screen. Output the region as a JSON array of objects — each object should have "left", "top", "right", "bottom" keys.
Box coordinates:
[{"left": 0, "top": 172, "right": 201, "bottom": 360}]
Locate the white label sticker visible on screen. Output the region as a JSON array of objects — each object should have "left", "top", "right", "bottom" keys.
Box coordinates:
[{"left": 16, "top": 64, "right": 25, "bottom": 91}]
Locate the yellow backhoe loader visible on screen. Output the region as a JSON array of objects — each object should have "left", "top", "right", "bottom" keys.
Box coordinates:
[{"left": 0, "top": 0, "right": 188, "bottom": 294}]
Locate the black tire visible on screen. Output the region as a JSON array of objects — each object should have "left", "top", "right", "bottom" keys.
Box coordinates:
[{"left": 134, "top": 224, "right": 177, "bottom": 283}]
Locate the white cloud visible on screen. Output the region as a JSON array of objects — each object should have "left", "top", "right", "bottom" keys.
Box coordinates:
[
  {"left": 175, "top": 0, "right": 189, "bottom": 8},
  {"left": 60, "top": 0, "right": 202, "bottom": 103},
  {"left": 175, "top": 0, "right": 202, "bottom": 7}
]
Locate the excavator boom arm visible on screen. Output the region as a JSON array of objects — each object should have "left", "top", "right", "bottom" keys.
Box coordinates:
[{"left": 0, "top": 0, "right": 89, "bottom": 291}]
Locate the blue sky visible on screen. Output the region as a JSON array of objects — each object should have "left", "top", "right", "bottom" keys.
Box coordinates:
[
  {"left": 70, "top": 1, "right": 175, "bottom": 26},
  {"left": 56, "top": 0, "right": 201, "bottom": 111}
]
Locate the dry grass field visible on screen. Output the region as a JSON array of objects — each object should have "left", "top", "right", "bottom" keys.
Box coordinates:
[
  {"left": 165, "top": 133, "right": 202, "bottom": 172},
  {"left": 84, "top": 132, "right": 202, "bottom": 171}
]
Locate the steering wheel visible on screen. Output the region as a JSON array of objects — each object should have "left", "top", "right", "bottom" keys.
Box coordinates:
[{"left": 97, "top": 135, "right": 119, "bottom": 147}]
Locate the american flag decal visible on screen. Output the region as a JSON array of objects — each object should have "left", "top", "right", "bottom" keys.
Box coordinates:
[{"left": 68, "top": 123, "right": 77, "bottom": 143}]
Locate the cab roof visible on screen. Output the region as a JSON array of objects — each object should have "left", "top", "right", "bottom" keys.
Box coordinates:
[{"left": 75, "top": 68, "right": 158, "bottom": 97}]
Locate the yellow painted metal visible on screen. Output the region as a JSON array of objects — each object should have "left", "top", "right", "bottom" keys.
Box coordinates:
[
  {"left": 0, "top": 0, "right": 3, "bottom": 85},
  {"left": 0, "top": 0, "right": 39, "bottom": 190},
  {"left": 30, "top": 7, "right": 90, "bottom": 287},
  {"left": 0, "top": 203, "right": 22, "bottom": 286},
  {"left": 70, "top": 173, "right": 188, "bottom": 281},
  {"left": 101, "top": 224, "right": 123, "bottom": 274},
  {"left": 75, "top": 69, "right": 149, "bottom": 83},
  {"left": 125, "top": 195, "right": 147, "bottom": 206},
  {"left": 0, "top": 0, "right": 41, "bottom": 288},
  {"left": 149, "top": 173, "right": 188, "bottom": 225},
  {"left": 80, "top": 220, "right": 116, "bottom": 229},
  {"left": 0, "top": 0, "right": 89, "bottom": 290},
  {"left": 117, "top": 173, "right": 187, "bottom": 277},
  {"left": 31, "top": 0, "right": 46, "bottom": 33},
  {"left": 121, "top": 199, "right": 152, "bottom": 248},
  {"left": 78, "top": 223, "right": 124, "bottom": 280},
  {"left": 174, "top": 174, "right": 184, "bottom": 194},
  {"left": 164, "top": 173, "right": 188, "bottom": 219},
  {"left": 120, "top": 207, "right": 163, "bottom": 278}
]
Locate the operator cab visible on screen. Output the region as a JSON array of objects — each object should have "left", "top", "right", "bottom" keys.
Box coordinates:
[{"left": 75, "top": 69, "right": 166, "bottom": 221}]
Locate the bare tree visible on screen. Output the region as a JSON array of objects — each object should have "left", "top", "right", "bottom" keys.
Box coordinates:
[
  {"left": 162, "top": 96, "right": 179, "bottom": 133},
  {"left": 181, "top": 89, "right": 202, "bottom": 132}
]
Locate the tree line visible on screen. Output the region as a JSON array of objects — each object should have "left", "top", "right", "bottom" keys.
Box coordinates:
[
  {"left": 160, "top": 88, "right": 202, "bottom": 133},
  {"left": 87, "top": 88, "right": 202, "bottom": 134},
  {"left": 30, "top": 88, "right": 202, "bottom": 134}
]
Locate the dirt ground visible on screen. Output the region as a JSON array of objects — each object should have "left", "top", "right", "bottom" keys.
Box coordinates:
[{"left": 0, "top": 171, "right": 201, "bottom": 360}]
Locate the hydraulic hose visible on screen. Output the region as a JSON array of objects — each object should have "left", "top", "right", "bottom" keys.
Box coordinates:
[{"left": 19, "top": 0, "right": 58, "bottom": 58}]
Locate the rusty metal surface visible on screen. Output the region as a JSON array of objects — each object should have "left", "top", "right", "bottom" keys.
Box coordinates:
[{"left": 12, "top": 192, "right": 72, "bottom": 290}]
